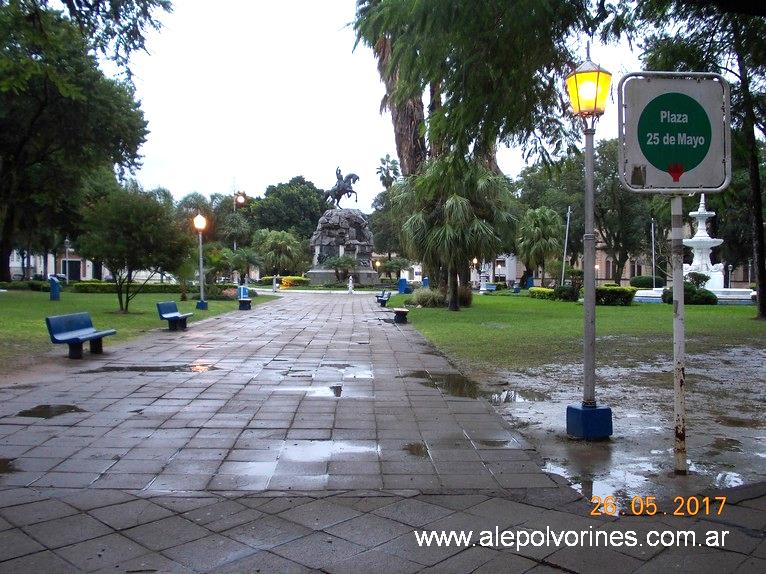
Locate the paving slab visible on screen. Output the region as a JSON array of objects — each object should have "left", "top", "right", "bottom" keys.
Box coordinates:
[{"left": 0, "top": 292, "right": 763, "bottom": 572}]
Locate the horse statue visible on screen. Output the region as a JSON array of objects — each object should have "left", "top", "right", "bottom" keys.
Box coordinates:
[{"left": 323, "top": 167, "right": 359, "bottom": 208}]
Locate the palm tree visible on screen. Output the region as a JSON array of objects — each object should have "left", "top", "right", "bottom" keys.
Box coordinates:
[
  {"left": 255, "top": 229, "right": 302, "bottom": 275},
  {"left": 393, "top": 155, "right": 515, "bottom": 310},
  {"left": 516, "top": 207, "right": 563, "bottom": 286},
  {"left": 376, "top": 154, "right": 401, "bottom": 189}
]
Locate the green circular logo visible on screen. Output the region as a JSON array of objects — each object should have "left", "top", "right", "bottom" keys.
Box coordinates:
[{"left": 637, "top": 92, "right": 711, "bottom": 181}]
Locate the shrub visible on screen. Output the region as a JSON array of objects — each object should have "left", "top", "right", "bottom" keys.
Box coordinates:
[
  {"left": 553, "top": 284, "right": 579, "bottom": 302},
  {"left": 686, "top": 272, "right": 710, "bottom": 289},
  {"left": 409, "top": 288, "right": 446, "bottom": 308},
  {"left": 602, "top": 282, "right": 620, "bottom": 288},
  {"left": 70, "top": 282, "right": 239, "bottom": 295},
  {"left": 528, "top": 287, "right": 556, "bottom": 300},
  {"left": 219, "top": 288, "right": 239, "bottom": 300},
  {"left": 379, "top": 277, "right": 398, "bottom": 285},
  {"left": 662, "top": 282, "right": 718, "bottom": 305},
  {"left": 280, "top": 276, "right": 310, "bottom": 288},
  {"left": 568, "top": 269, "right": 584, "bottom": 291},
  {"left": 595, "top": 286, "right": 637, "bottom": 306},
  {"left": 629, "top": 275, "right": 666, "bottom": 289},
  {"left": 458, "top": 285, "right": 473, "bottom": 307}
]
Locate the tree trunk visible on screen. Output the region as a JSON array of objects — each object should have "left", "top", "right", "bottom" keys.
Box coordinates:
[
  {"left": 374, "top": 37, "right": 427, "bottom": 176},
  {"left": 428, "top": 81, "right": 446, "bottom": 159},
  {"left": 448, "top": 263, "right": 459, "bottom": 311},
  {"left": 458, "top": 265, "right": 470, "bottom": 287},
  {"left": 733, "top": 21, "right": 766, "bottom": 318},
  {"left": 0, "top": 206, "right": 15, "bottom": 282}
]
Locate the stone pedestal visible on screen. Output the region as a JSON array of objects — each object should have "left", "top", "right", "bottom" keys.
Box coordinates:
[{"left": 308, "top": 209, "right": 378, "bottom": 285}]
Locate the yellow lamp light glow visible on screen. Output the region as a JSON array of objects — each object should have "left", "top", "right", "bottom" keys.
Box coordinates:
[
  {"left": 565, "top": 58, "right": 611, "bottom": 117},
  {"left": 235, "top": 194, "right": 246, "bottom": 205},
  {"left": 193, "top": 213, "right": 207, "bottom": 231}
]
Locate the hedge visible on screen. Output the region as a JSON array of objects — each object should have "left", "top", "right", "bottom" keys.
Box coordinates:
[
  {"left": 257, "top": 275, "right": 308, "bottom": 287},
  {"left": 595, "top": 286, "right": 638, "bottom": 306},
  {"left": 71, "top": 282, "right": 239, "bottom": 294},
  {"left": 662, "top": 282, "right": 718, "bottom": 305},
  {"left": 553, "top": 284, "right": 579, "bottom": 302},
  {"left": 629, "top": 275, "right": 666, "bottom": 288},
  {"left": 528, "top": 287, "right": 556, "bottom": 300},
  {"left": 0, "top": 280, "right": 50, "bottom": 291}
]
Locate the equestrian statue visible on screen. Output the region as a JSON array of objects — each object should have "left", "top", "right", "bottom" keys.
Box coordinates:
[{"left": 323, "top": 167, "right": 359, "bottom": 208}]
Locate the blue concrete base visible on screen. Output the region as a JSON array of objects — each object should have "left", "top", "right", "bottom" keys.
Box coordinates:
[
  {"left": 195, "top": 300, "right": 208, "bottom": 310},
  {"left": 566, "top": 404, "right": 613, "bottom": 440}
]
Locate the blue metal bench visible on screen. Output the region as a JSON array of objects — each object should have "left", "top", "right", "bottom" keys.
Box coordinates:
[
  {"left": 485, "top": 283, "right": 497, "bottom": 292},
  {"left": 156, "top": 301, "right": 193, "bottom": 331},
  {"left": 45, "top": 312, "right": 116, "bottom": 359},
  {"left": 375, "top": 290, "right": 391, "bottom": 307}
]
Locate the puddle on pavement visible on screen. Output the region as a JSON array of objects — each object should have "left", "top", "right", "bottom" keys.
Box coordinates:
[
  {"left": 271, "top": 385, "right": 345, "bottom": 398},
  {"left": 16, "top": 404, "right": 87, "bottom": 419},
  {"left": 490, "top": 389, "right": 550, "bottom": 404},
  {"left": 403, "top": 442, "right": 429, "bottom": 457},
  {"left": 399, "top": 370, "right": 479, "bottom": 398},
  {"left": 715, "top": 415, "right": 764, "bottom": 428},
  {"left": 0, "top": 459, "right": 17, "bottom": 474},
  {"left": 280, "top": 440, "right": 380, "bottom": 462},
  {"left": 84, "top": 364, "right": 219, "bottom": 374},
  {"left": 474, "top": 439, "right": 513, "bottom": 448},
  {"left": 322, "top": 363, "right": 352, "bottom": 369}
]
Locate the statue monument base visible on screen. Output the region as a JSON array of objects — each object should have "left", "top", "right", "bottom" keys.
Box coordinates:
[{"left": 307, "top": 208, "right": 379, "bottom": 286}]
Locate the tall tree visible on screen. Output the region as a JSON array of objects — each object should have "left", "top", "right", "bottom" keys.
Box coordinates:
[
  {"left": 636, "top": 1, "right": 766, "bottom": 315},
  {"left": 593, "top": 139, "right": 651, "bottom": 284},
  {"left": 78, "top": 182, "right": 190, "bottom": 312},
  {"left": 254, "top": 229, "right": 304, "bottom": 276},
  {"left": 393, "top": 156, "right": 514, "bottom": 310},
  {"left": 355, "top": 2, "right": 427, "bottom": 175},
  {"left": 516, "top": 207, "right": 563, "bottom": 286},
  {"left": 251, "top": 176, "right": 325, "bottom": 241},
  {"left": 0, "top": 4, "right": 147, "bottom": 280}
]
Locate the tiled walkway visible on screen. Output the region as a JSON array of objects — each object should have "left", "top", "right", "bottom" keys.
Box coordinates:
[{"left": 0, "top": 293, "right": 763, "bottom": 572}]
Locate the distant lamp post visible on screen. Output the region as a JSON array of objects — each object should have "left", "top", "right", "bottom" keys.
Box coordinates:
[
  {"left": 193, "top": 213, "right": 208, "bottom": 310},
  {"left": 728, "top": 264, "right": 733, "bottom": 288},
  {"left": 63, "top": 236, "right": 71, "bottom": 285},
  {"left": 564, "top": 45, "right": 613, "bottom": 440},
  {"left": 594, "top": 264, "right": 600, "bottom": 286},
  {"left": 232, "top": 191, "right": 247, "bottom": 251},
  {"left": 375, "top": 260, "right": 381, "bottom": 275}
]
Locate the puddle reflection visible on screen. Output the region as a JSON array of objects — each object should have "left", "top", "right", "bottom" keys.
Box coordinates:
[{"left": 16, "top": 404, "right": 87, "bottom": 419}]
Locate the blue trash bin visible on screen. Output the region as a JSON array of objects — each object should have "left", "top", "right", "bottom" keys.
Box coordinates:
[
  {"left": 48, "top": 276, "right": 61, "bottom": 301},
  {"left": 422, "top": 277, "right": 430, "bottom": 289},
  {"left": 398, "top": 277, "right": 408, "bottom": 294}
]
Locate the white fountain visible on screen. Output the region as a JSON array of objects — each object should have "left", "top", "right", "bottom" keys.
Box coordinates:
[
  {"left": 683, "top": 194, "right": 724, "bottom": 290},
  {"left": 634, "top": 194, "right": 755, "bottom": 304}
]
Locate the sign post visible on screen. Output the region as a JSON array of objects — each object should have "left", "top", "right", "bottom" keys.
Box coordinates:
[{"left": 618, "top": 72, "right": 730, "bottom": 475}]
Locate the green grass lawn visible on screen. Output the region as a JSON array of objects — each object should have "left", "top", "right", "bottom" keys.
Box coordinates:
[
  {"left": 391, "top": 293, "right": 766, "bottom": 371},
  {"left": 0, "top": 290, "right": 276, "bottom": 373}
]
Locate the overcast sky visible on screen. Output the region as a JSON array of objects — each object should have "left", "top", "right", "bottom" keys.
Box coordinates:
[{"left": 128, "top": 0, "right": 641, "bottom": 213}]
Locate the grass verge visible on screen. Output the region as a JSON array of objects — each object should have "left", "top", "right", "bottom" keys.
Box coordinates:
[
  {"left": 0, "top": 291, "right": 277, "bottom": 373},
  {"left": 391, "top": 293, "right": 766, "bottom": 371}
]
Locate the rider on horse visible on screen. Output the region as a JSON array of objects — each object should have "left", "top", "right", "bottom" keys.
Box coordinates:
[{"left": 324, "top": 167, "right": 359, "bottom": 208}]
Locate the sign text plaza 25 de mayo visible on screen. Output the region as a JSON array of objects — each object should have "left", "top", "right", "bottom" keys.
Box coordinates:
[{"left": 617, "top": 72, "right": 731, "bottom": 194}]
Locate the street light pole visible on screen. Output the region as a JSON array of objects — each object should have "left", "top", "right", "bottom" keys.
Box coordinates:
[
  {"left": 561, "top": 205, "right": 572, "bottom": 286},
  {"left": 564, "top": 46, "right": 612, "bottom": 440},
  {"left": 193, "top": 213, "right": 208, "bottom": 310},
  {"left": 64, "top": 236, "right": 70, "bottom": 285}
]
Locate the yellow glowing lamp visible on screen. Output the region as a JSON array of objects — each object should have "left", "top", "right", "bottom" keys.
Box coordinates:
[
  {"left": 193, "top": 213, "right": 207, "bottom": 231},
  {"left": 375, "top": 260, "right": 381, "bottom": 268},
  {"left": 565, "top": 56, "right": 611, "bottom": 117},
  {"left": 472, "top": 257, "right": 478, "bottom": 265}
]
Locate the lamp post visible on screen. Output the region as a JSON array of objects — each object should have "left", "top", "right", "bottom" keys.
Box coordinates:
[
  {"left": 63, "top": 236, "right": 71, "bottom": 285},
  {"left": 232, "top": 191, "right": 246, "bottom": 252},
  {"left": 375, "top": 260, "right": 381, "bottom": 276},
  {"left": 594, "top": 264, "right": 600, "bottom": 287},
  {"left": 728, "top": 264, "right": 733, "bottom": 288},
  {"left": 564, "top": 46, "right": 613, "bottom": 440},
  {"left": 193, "top": 213, "right": 208, "bottom": 310}
]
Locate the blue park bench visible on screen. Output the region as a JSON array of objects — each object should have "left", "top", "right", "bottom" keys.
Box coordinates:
[
  {"left": 45, "top": 312, "right": 116, "bottom": 359},
  {"left": 157, "top": 301, "right": 193, "bottom": 331},
  {"left": 375, "top": 290, "right": 391, "bottom": 307},
  {"left": 485, "top": 283, "right": 497, "bottom": 292}
]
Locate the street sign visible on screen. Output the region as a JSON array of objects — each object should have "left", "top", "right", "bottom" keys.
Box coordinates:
[{"left": 618, "top": 72, "right": 730, "bottom": 194}]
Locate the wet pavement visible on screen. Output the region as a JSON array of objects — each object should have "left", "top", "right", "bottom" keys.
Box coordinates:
[{"left": 0, "top": 292, "right": 763, "bottom": 572}]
